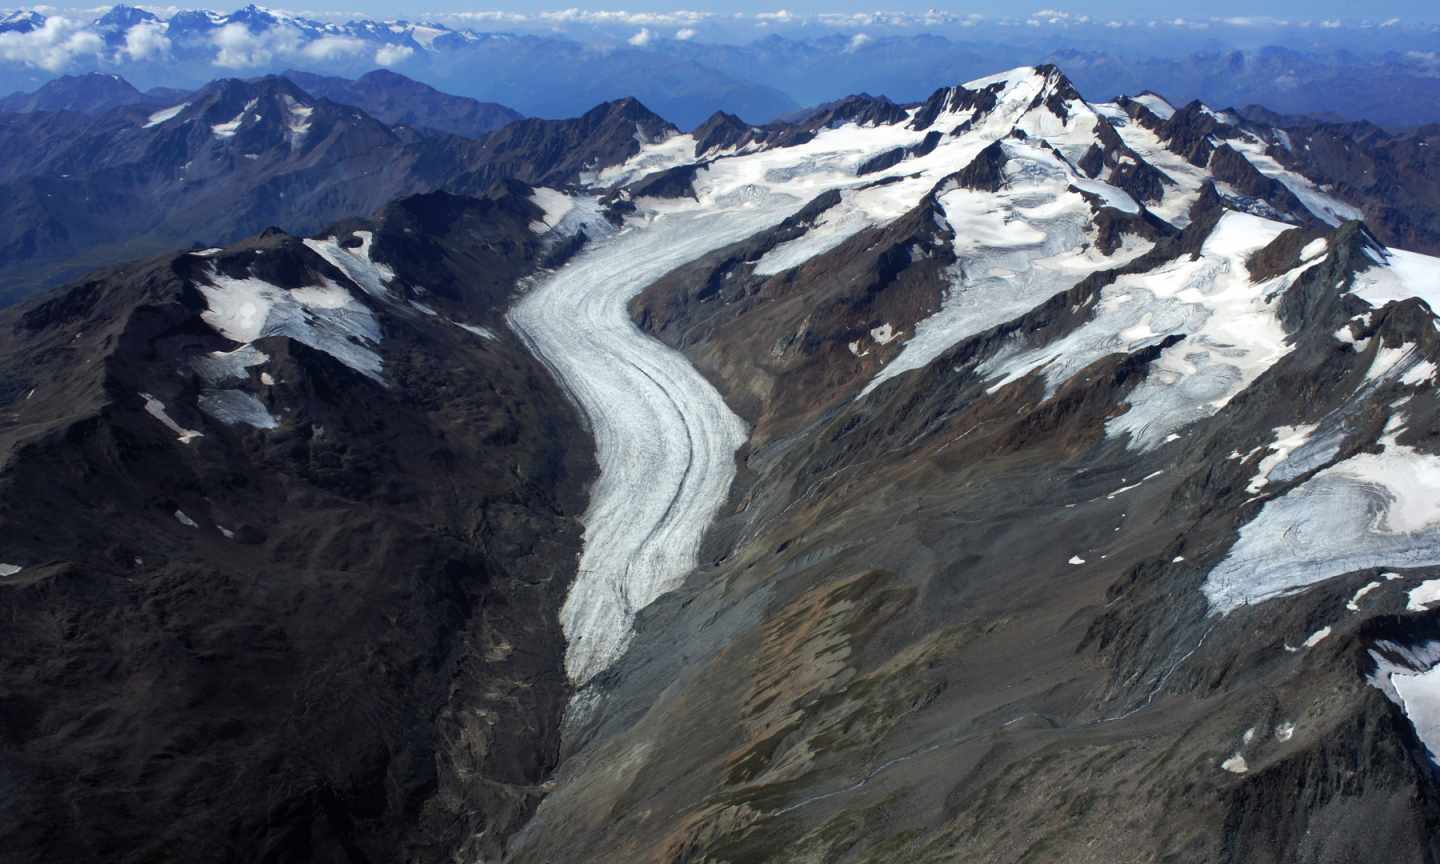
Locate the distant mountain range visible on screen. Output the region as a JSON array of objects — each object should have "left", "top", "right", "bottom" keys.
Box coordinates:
[
  {"left": 0, "top": 69, "right": 680, "bottom": 303},
  {"left": 2, "top": 5, "right": 1440, "bottom": 129}
]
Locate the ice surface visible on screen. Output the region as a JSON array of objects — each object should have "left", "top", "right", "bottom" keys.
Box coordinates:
[
  {"left": 1131, "top": 92, "right": 1175, "bottom": 121},
  {"left": 1369, "top": 640, "right": 1440, "bottom": 765},
  {"left": 198, "top": 389, "right": 278, "bottom": 429},
  {"left": 141, "top": 393, "right": 204, "bottom": 444},
  {"left": 1109, "top": 118, "right": 1208, "bottom": 226},
  {"left": 529, "top": 187, "right": 576, "bottom": 234},
  {"left": 1350, "top": 247, "right": 1440, "bottom": 315},
  {"left": 304, "top": 231, "right": 394, "bottom": 298},
  {"left": 1409, "top": 581, "right": 1440, "bottom": 611},
  {"left": 197, "top": 268, "right": 384, "bottom": 382},
  {"left": 143, "top": 102, "right": 188, "bottom": 128},
  {"left": 192, "top": 344, "right": 268, "bottom": 385},
  {"left": 1247, "top": 424, "right": 1319, "bottom": 493},
  {"left": 863, "top": 144, "right": 1152, "bottom": 397},
  {"left": 174, "top": 510, "right": 198, "bottom": 528},
  {"left": 1069, "top": 555, "right": 1086, "bottom": 565},
  {"left": 1070, "top": 176, "right": 1139, "bottom": 214},
  {"left": 1204, "top": 435, "right": 1440, "bottom": 613},
  {"left": 1221, "top": 754, "right": 1248, "bottom": 773},
  {"left": 967, "top": 211, "right": 1298, "bottom": 449},
  {"left": 0, "top": 563, "right": 21, "bottom": 576},
  {"left": 1303, "top": 626, "right": 1332, "bottom": 648},
  {"left": 593, "top": 130, "right": 696, "bottom": 187}
]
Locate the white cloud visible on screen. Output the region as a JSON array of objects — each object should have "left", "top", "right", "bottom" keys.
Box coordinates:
[
  {"left": 301, "top": 34, "right": 366, "bottom": 60},
  {"left": 1320, "top": 19, "right": 1342, "bottom": 28},
  {"left": 374, "top": 43, "right": 413, "bottom": 66},
  {"left": 539, "top": 9, "right": 711, "bottom": 26},
  {"left": 627, "top": 27, "right": 652, "bottom": 46},
  {"left": 0, "top": 15, "right": 102, "bottom": 72},
  {"left": 120, "top": 20, "right": 170, "bottom": 61},
  {"left": 212, "top": 21, "right": 301, "bottom": 68},
  {"left": 845, "top": 32, "right": 871, "bottom": 51},
  {"left": 675, "top": 27, "right": 696, "bottom": 40},
  {"left": 1381, "top": 17, "right": 1401, "bottom": 27}
]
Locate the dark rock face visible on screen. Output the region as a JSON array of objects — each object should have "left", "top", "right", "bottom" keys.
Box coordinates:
[
  {"left": 0, "top": 79, "right": 672, "bottom": 307},
  {"left": 693, "top": 110, "right": 763, "bottom": 157},
  {"left": 0, "top": 189, "right": 594, "bottom": 864},
  {"left": 281, "top": 69, "right": 522, "bottom": 139},
  {"left": 1209, "top": 143, "right": 1308, "bottom": 220},
  {"left": 1090, "top": 116, "right": 1172, "bottom": 204},
  {"left": 950, "top": 139, "right": 1009, "bottom": 192},
  {"left": 450, "top": 97, "right": 677, "bottom": 191},
  {"left": 0, "top": 73, "right": 153, "bottom": 114},
  {"left": 909, "top": 81, "right": 1001, "bottom": 132},
  {"left": 624, "top": 163, "right": 702, "bottom": 200},
  {"left": 1266, "top": 122, "right": 1440, "bottom": 255}
]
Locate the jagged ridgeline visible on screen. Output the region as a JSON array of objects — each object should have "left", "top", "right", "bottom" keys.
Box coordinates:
[{"left": 4, "top": 63, "right": 1440, "bottom": 864}]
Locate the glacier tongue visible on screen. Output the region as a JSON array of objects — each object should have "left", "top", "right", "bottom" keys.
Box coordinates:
[{"left": 510, "top": 200, "right": 803, "bottom": 686}]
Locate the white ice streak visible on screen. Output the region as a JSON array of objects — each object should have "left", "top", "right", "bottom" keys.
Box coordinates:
[
  {"left": 457, "top": 323, "right": 498, "bottom": 340},
  {"left": 198, "top": 389, "right": 278, "bottom": 429},
  {"left": 143, "top": 101, "right": 188, "bottom": 128},
  {"left": 1246, "top": 423, "right": 1320, "bottom": 493},
  {"left": 1303, "top": 626, "right": 1332, "bottom": 648},
  {"left": 211, "top": 98, "right": 256, "bottom": 139},
  {"left": 280, "top": 94, "right": 313, "bottom": 139},
  {"left": 174, "top": 509, "right": 198, "bottom": 528},
  {"left": 0, "top": 563, "right": 22, "bottom": 577},
  {"left": 197, "top": 269, "right": 384, "bottom": 382},
  {"left": 141, "top": 393, "right": 204, "bottom": 443},
  {"left": 1347, "top": 580, "right": 1381, "bottom": 611}
]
